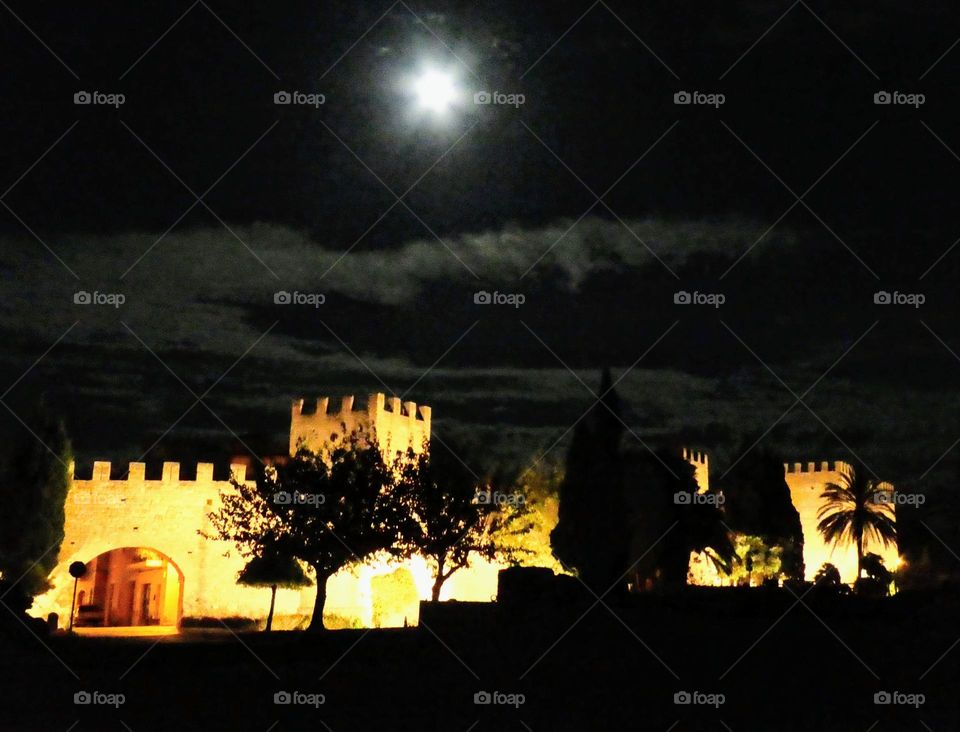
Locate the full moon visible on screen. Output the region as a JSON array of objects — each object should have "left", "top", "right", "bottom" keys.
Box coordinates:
[{"left": 413, "top": 69, "right": 458, "bottom": 114}]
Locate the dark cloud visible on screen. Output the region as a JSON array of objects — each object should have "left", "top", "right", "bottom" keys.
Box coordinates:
[{"left": 3, "top": 215, "right": 959, "bottom": 491}]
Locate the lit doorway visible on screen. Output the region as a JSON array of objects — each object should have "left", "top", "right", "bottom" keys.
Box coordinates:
[{"left": 73, "top": 548, "right": 183, "bottom": 631}]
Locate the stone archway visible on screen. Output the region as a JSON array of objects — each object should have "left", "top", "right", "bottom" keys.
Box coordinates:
[{"left": 72, "top": 547, "right": 184, "bottom": 630}]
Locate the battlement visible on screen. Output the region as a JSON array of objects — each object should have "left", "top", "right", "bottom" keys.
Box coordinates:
[
  {"left": 783, "top": 460, "right": 852, "bottom": 475},
  {"left": 681, "top": 447, "right": 710, "bottom": 492},
  {"left": 682, "top": 448, "right": 709, "bottom": 466},
  {"left": 289, "top": 393, "right": 432, "bottom": 457},
  {"left": 291, "top": 393, "right": 431, "bottom": 423},
  {"left": 70, "top": 460, "right": 248, "bottom": 484},
  {"left": 781, "top": 459, "right": 898, "bottom": 583}
]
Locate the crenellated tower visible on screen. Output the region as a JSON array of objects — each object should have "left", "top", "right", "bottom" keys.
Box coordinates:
[
  {"left": 289, "top": 393, "right": 432, "bottom": 460},
  {"left": 681, "top": 447, "right": 710, "bottom": 492},
  {"left": 684, "top": 452, "right": 900, "bottom": 586},
  {"left": 782, "top": 460, "right": 898, "bottom": 583},
  {"left": 34, "top": 395, "right": 436, "bottom": 632}
]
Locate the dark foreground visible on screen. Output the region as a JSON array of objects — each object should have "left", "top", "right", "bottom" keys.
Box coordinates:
[{"left": 2, "top": 589, "right": 958, "bottom": 731}]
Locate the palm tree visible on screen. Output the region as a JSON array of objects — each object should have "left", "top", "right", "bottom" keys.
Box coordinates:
[{"left": 816, "top": 465, "right": 896, "bottom": 582}]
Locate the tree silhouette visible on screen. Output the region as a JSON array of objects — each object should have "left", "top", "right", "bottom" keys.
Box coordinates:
[
  {"left": 627, "top": 449, "right": 735, "bottom": 589},
  {"left": 860, "top": 552, "right": 892, "bottom": 582},
  {"left": 0, "top": 409, "right": 72, "bottom": 611},
  {"left": 857, "top": 552, "right": 893, "bottom": 596},
  {"left": 396, "top": 440, "right": 532, "bottom": 601},
  {"left": 817, "top": 465, "right": 896, "bottom": 583},
  {"left": 814, "top": 562, "right": 842, "bottom": 587},
  {"left": 550, "top": 369, "right": 630, "bottom": 594},
  {"left": 237, "top": 551, "right": 312, "bottom": 631},
  {"left": 208, "top": 428, "right": 405, "bottom": 631},
  {"left": 722, "top": 448, "right": 804, "bottom": 580}
]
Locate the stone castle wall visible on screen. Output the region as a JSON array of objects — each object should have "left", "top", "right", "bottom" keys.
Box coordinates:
[
  {"left": 37, "top": 409, "right": 888, "bottom": 629},
  {"left": 783, "top": 461, "right": 898, "bottom": 583},
  {"left": 682, "top": 448, "right": 710, "bottom": 491},
  {"left": 290, "top": 393, "right": 431, "bottom": 459},
  {"left": 32, "top": 461, "right": 313, "bottom": 628},
  {"left": 686, "top": 453, "right": 900, "bottom": 585},
  {"left": 33, "top": 393, "right": 447, "bottom": 630}
]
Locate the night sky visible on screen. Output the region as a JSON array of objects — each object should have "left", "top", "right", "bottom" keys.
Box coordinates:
[{"left": 3, "top": 0, "right": 960, "bottom": 505}]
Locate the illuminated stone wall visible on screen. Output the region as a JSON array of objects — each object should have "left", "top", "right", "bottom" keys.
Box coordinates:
[
  {"left": 686, "top": 454, "right": 900, "bottom": 586},
  {"left": 682, "top": 448, "right": 710, "bottom": 491},
  {"left": 784, "top": 461, "right": 898, "bottom": 583},
  {"left": 292, "top": 395, "right": 507, "bottom": 627},
  {"left": 289, "top": 393, "right": 432, "bottom": 459},
  {"left": 31, "top": 394, "right": 514, "bottom": 631},
  {"left": 32, "top": 461, "right": 315, "bottom": 630}
]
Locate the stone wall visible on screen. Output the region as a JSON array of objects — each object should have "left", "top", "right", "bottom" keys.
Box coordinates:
[
  {"left": 784, "top": 461, "right": 898, "bottom": 583},
  {"left": 32, "top": 461, "right": 314, "bottom": 629},
  {"left": 686, "top": 453, "right": 900, "bottom": 585},
  {"left": 289, "top": 393, "right": 431, "bottom": 459}
]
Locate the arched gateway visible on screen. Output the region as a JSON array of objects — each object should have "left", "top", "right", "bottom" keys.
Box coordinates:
[
  {"left": 72, "top": 547, "right": 183, "bottom": 628},
  {"left": 32, "top": 459, "right": 316, "bottom": 631}
]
